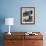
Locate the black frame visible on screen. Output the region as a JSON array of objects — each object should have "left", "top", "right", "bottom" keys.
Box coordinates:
[{"left": 20, "top": 7, "right": 35, "bottom": 24}]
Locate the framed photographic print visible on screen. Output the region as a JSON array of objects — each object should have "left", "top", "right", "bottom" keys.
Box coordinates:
[{"left": 21, "top": 7, "right": 35, "bottom": 24}]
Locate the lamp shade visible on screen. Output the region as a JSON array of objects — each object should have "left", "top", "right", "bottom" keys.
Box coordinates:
[{"left": 5, "top": 18, "right": 14, "bottom": 25}]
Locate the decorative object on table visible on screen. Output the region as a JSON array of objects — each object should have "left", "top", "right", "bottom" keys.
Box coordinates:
[
  {"left": 25, "top": 32, "right": 38, "bottom": 35},
  {"left": 5, "top": 18, "right": 14, "bottom": 35},
  {"left": 21, "top": 7, "right": 35, "bottom": 24}
]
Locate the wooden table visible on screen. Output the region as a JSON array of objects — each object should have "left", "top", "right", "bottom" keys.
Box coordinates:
[{"left": 4, "top": 32, "right": 43, "bottom": 46}]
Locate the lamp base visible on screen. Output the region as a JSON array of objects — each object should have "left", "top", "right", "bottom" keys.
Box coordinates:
[{"left": 8, "top": 32, "right": 11, "bottom": 35}]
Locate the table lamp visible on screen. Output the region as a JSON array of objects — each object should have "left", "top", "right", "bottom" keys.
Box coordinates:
[{"left": 5, "top": 18, "right": 14, "bottom": 35}]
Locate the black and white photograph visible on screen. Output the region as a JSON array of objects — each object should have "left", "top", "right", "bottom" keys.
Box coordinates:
[{"left": 21, "top": 7, "right": 35, "bottom": 24}]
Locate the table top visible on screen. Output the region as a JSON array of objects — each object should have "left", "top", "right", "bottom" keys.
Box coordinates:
[{"left": 4, "top": 32, "right": 43, "bottom": 40}]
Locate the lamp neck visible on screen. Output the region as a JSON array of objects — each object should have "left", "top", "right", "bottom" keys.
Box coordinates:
[{"left": 9, "top": 25, "right": 10, "bottom": 33}]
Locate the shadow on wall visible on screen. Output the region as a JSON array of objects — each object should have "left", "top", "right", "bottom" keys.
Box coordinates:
[{"left": 0, "top": 16, "right": 5, "bottom": 46}]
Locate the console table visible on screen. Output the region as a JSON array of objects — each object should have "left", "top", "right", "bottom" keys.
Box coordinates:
[{"left": 4, "top": 32, "right": 43, "bottom": 46}]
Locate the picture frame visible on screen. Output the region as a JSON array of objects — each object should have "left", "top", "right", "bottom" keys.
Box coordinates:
[{"left": 20, "top": 7, "right": 35, "bottom": 24}]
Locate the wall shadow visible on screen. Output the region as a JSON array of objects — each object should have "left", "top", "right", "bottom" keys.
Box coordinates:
[{"left": 0, "top": 16, "right": 5, "bottom": 46}]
